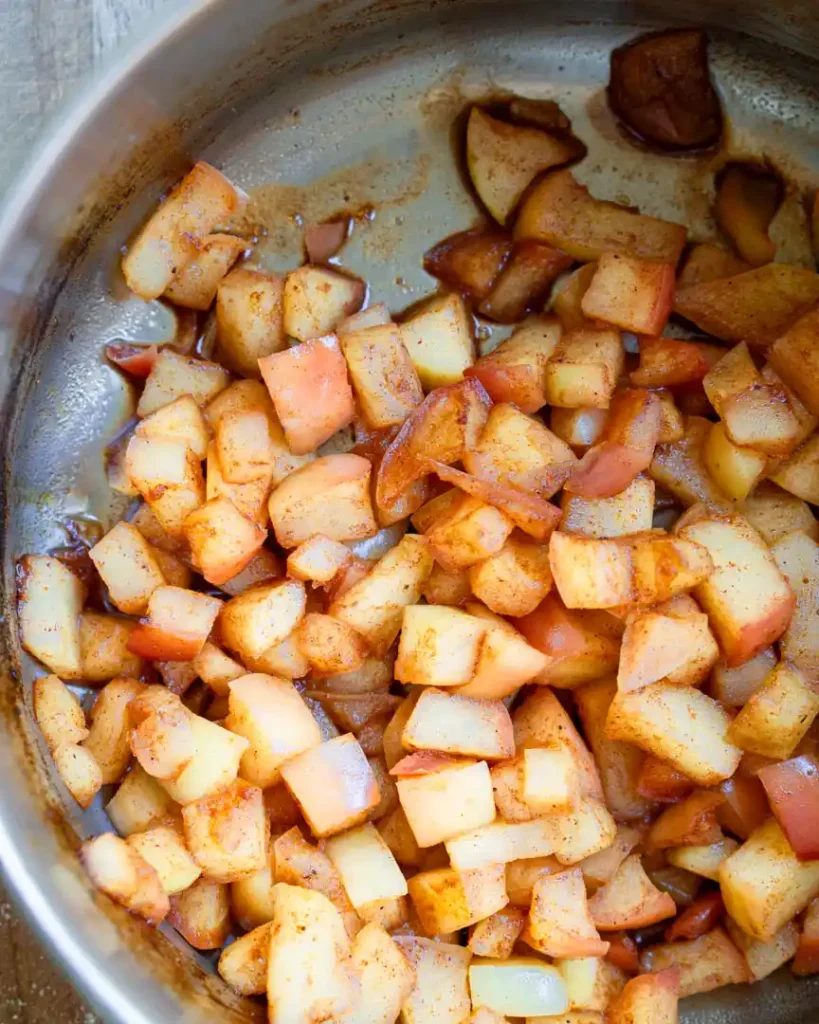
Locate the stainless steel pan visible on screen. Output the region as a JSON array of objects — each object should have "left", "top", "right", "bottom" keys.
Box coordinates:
[{"left": 2, "top": 0, "right": 819, "bottom": 1020}]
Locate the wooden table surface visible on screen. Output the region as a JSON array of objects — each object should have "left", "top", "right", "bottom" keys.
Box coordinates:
[{"left": 0, "top": 5, "right": 176, "bottom": 1019}]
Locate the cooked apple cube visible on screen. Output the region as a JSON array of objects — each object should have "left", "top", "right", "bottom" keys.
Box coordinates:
[
  {"left": 469, "top": 532, "right": 552, "bottom": 617},
  {"left": 219, "top": 580, "right": 306, "bottom": 662},
  {"left": 581, "top": 254, "right": 674, "bottom": 335},
  {"left": 423, "top": 563, "right": 472, "bottom": 606},
  {"left": 525, "top": 867, "right": 608, "bottom": 958},
  {"left": 605, "top": 682, "right": 742, "bottom": 786},
  {"left": 168, "top": 877, "right": 231, "bottom": 949},
  {"left": 402, "top": 688, "right": 514, "bottom": 761},
  {"left": 457, "top": 620, "right": 550, "bottom": 700},
  {"left": 396, "top": 759, "right": 495, "bottom": 848},
  {"left": 283, "top": 265, "right": 364, "bottom": 341},
  {"left": 17, "top": 555, "right": 85, "bottom": 679},
  {"left": 561, "top": 478, "right": 655, "bottom": 540},
  {"left": 52, "top": 744, "right": 103, "bottom": 809},
  {"left": 773, "top": 532, "right": 819, "bottom": 677},
  {"left": 588, "top": 854, "right": 676, "bottom": 930},
  {"left": 126, "top": 434, "right": 205, "bottom": 535},
  {"left": 259, "top": 334, "right": 355, "bottom": 454},
  {"left": 135, "top": 393, "right": 210, "bottom": 461},
  {"left": 649, "top": 415, "right": 732, "bottom": 511},
  {"left": 617, "top": 608, "right": 718, "bottom": 694},
  {"left": 673, "top": 263, "right": 819, "bottom": 349},
  {"left": 396, "top": 605, "right": 487, "bottom": 688},
  {"left": 721, "top": 382, "right": 803, "bottom": 457},
  {"left": 329, "top": 534, "right": 433, "bottom": 655},
  {"left": 579, "top": 824, "right": 642, "bottom": 889},
  {"left": 465, "top": 316, "right": 562, "bottom": 413},
  {"left": 408, "top": 863, "right": 507, "bottom": 934},
  {"left": 548, "top": 532, "right": 633, "bottom": 609},
  {"left": 78, "top": 611, "right": 144, "bottom": 683},
  {"left": 468, "top": 906, "right": 526, "bottom": 958},
  {"left": 267, "top": 883, "right": 357, "bottom": 1023},
  {"left": 767, "top": 305, "right": 819, "bottom": 416},
  {"left": 215, "top": 267, "right": 286, "bottom": 376},
  {"left": 423, "top": 228, "right": 512, "bottom": 302},
  {"left": 425, "top": 493, "right": 515, "bottom": 571},
  {"left": 630, "top": 336, "right": 713, "bottom": 389},
  {"left": 217, "top": 921, "right": 271, "bottom": 996},
  {"left": 89, "top": 521, "right": 167, "bottom": 615},
  {"left": 678, "top": 242, "right": 750, "bottom": 289},
  {"left": 106, "top": 764, "right": 179, "bottom": 837},
  {"left": 268, "top": 453, "right": 376, "bottom": 547},
  {"left": 513, "top": 686, "right": 604, "bottom": 800},
  {"left": 127, "top": 824, "right": 201, "bottom": 895},
  {"left": 341, "top": 323, "right": 424, "bottom": 429},
  {"left": 214, "top": 407, "right": 275, "bottom": 484},
  {"left": 157, "top": 712, "right": 248, "bottom": 806},
  {"left": 521, "top": 746, "right": 578, "bottom": 815},
  {"left": 273, "top": 826, "right": 361, "bottom": 937},
  {"left": 206, "top": 441, "right": 272, "bottom": 527},
  {"left": 286, "top": 534, "right": 351, "bottom": 585},
  {"left": 514, "top": 595, "right": 621, "bottom": 689},
  {"left": 399, "top": 293, "right": 475, "bottom": 391},
  {"left": 555, "top": 956, "right": 627, "bottom": 1013},
  {"left": 181, "top": 779, "right": 267, "bottom": 883},
  {"left": 122, "top": 162, "right": 240, "bottom": 299},
  {"left": 702, "top": 422, "right": 766, "bottom": 501},
  {"left": 679, "top": 514, "right": 795, "bottom": 665},
  {"left": 744, "top": 482, "right": 819, "bottom": 545},
  {"left": 127, "top": 585, "right": 221, "bottom": 662},
  {"left": 137, "top": 349, "right": 230, "bottom": 419},
  {"left": 505, "top": 857, "right": 562, "bottom": 907},
  {"left": 349, "top": 923, "right": 417, "bottom": 1024},
  {"left": 225, "top": 673, "right": 321, "bottom": 788},
  {"left": 81, "top": 832, "right": 169, "bottom": 923},
  {"left": 466, "top": 107, "right": 582, "bottom": 225},
  {"left": 477, "top": 241, "right": 572, "bottom": 324},
  {"left": 323, "top": 822, "right": 407, "bottom": 911},
  {"left": 544, "top": 329, "right": 624, "bottom": 409},
  {"left": 392, "top": 936, "right": 471, "bottom": 1024},
  {"left": 33, "top": 674, "right": 88, "bottom": 751},
  {"left": 727, "top": 662, "right": 819, "bottom": 760},
  {"left": 445, "top": 818, "right": 559, "bottom": 871},
  {"left": 639, "top": 928, "right": 748, "bottom": 997},
  {"left": 280, "top": 734, "right": 380, "bottom": 838},
  {"left": 550, "top": 405, "right": 608, "bottom": 448},
  {"left": 725, "top": 916, "right": 799, "bottom": 981},
  {"left": 666, "top": 837, "right": 738, "bottom": 881},
  {"left": 183, "top": 496, "right": 266, "bottom": 586},
  {"left": 464, "top": 403, "right": 577, "bottom": 500},
  {"left": 710, "top": 646, "right": 777, "bottom": 706},
  {"left": 574, "top": 678, "right": 654, "bottom": 822},
  {"left": 771, "top": 434, "right": 819, "bottom": 505},
  {"left": 470, "top": 958, "right": 570, "bottom": 1018},
  {"left": 793, "top": 897, "right": 819, "bottom": 976},
  {"left": 702, "top": 341, "right": 760, "bottom": 415},
  {"left": 515, "top": 170, "right": 687, "bottom": 264},
  {"left": 628, "top": 532, "right": 714, "bottom": 605},
  {"left": 607, "top": 969, "right": 679, "bottom": 1024},
  {"left": 81, "top": 677, "right": 145, "bottom": 784}
]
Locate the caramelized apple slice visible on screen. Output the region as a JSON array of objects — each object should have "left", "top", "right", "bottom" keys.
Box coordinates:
[{"left": 715, "top": 163, "right": 782, "bottom": 267}]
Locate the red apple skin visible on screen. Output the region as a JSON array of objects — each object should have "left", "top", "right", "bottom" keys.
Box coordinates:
[
  {"left": 106, "top": 343, "right": 159, "bottom": 378},
  {"left": 665, "top": 891, "right": 725, "bottom": 942},
  {"left": 758, "top": 755, "right": 819, "bottom": 860},
  {"left": 127, "top": 624, "right": 203, "bottom": 661},
  {"left": 466, "top": 363, "right": 544, "bottom": 414},
  {"left": 389, "top": 751, "right": 461, "bottom": 777},
  {"left": 605, "top": 932, "right": 641, "bottom": 973}
]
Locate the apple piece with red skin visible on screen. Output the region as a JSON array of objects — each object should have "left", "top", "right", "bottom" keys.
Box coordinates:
[
  {"left": 128, "top": 586, "right": 222, "bottom": 662},
  {"left": 465, "top": 315, "right": 561, "bottom": 413},
  {"left": 423, "top": 228, "right": 513, "bottom": 300},
  {"left": 665, "top": 890, "right": 725, "bottom": 942},
  {"left": 606, "top": 932, "right": 641, "bottom": 974},
  {"left": 588, "top": 854, "right": 677, "bottom": 930},
  {"left": 630, "top": 337, "right": 713, "bottom": 388},
  {"left": 581, "top": 253, "right": 675, "bottom": 335},
  {"left": 106, "top": 343, "right": 159, "bottom": 379},
  {"left": 758, "top": 756, "right": 819, "bottom": 861},
  {"left": 607, "top": 967, "right": 680, "bottom": 1024},
  {"left": 637, "top": 756, "right": 695, "bottom": 804}
]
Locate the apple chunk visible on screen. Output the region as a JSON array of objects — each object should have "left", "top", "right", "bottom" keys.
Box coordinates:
[
  {"left": 128, "top": 586, "right": 222, "bottom": 662},
  {"left": 407, "top": 863, "right": 507, "bottom": 934},
  {"left": 639, "top": 927, "right": 748, "bottom": 997},
  {"left": 399, "top": 292, "right": 475, "bottom": 391},
  {"left": 587, "top": 855, "right": 676, "bottom": 931},
  {"left": 17, "top": 555, "right": 85, "bottom": 679},
  {"left": 465, "top": 316, "right": 561, "bottom": 413},
  {"left": 215, "top": 267, "right": 286, "bottom": 376},
  {"left": 607, "top": 969, "right": 679, "bottom": 1024},
  {"left": 525, "top": 867, "right": 608, "bottom": 958},
  {"left": 396, "top": 759, "right": 495, "bottom": 848},
  {"left": 581, "top": 253, "right": 674, "bottom": 335},
  {"left": 469, "top": 958, "right": 569, "bottom": 1017},
  {"left": 393, "top": 936, "right": 471, "bottom": 1024},
  {"left": 282, "top": 265, "right": 365, "bottom": 341},
  {"left": 183, "top": 497, "right": 266, "bottom": 586},
  {"left": 403, "top": 688, "right": 514, "bottom": 760},
  {"left": 727, "top": 662, "right": 819, "bottom": 760}
]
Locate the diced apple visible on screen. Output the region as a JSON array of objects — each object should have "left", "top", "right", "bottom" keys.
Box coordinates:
[
  {"left": 581, "top": 254, "right": 674, "bottom": 335},
  {"left": 218, "top": 922, "right": 270, "bottom": 996},
  {"left": 710, "top": 646, "right": 777, "bottom": 706},
  {"left": 283, "top": 265, "right": 364, "bottom": 340},
  {"left": 580, "top": 825, "right": 643, "bottom": 890},
  {"left": 82, "top": 677, "right": 146, "bottom": 784},
  {"left": 767, "top": 305, "right": 819, "bottom": 416},
  {"left": 468, "top": 532, "right": 552, "bottom": 617},
  {"left": 183, "top": 496, "right": 266, "bottom": 586},
  {"left": 745, "top": 484, "right": 819, "bottom": 546},
  {"left": 466, "top": 107, "right": 582, "bottom": 224},
  {"left": 550, "top": 261, "right": 598, "bottom": 332},
  {"left": 78, "top": 611, "right": 143, "bottom": 683},
  {"left": 408, "top": 863, "right": 507, "bottom": 934},
  {"left": 395, "top": 605, "right": 486, "bottom": 688},
  {"left": 525, "top": 868, "right": 608, "bottom": 958},
  {"left": 137, "top": 349, "right": 230, "bottom": 418},
  {"left": 135, "top": 393, "right": 210, "bottom": 460},
  {"left": 445, "top": 818, "right": 561, "bottom": 872},
  {"left": 215, "top": 267, "right": 286, "bottom": 376},
  {"left": 126, "top": 823, "right": 200, "bottom": 895},
  {"left": 470, "top": 958, "right": 570, "bottom": 1018},
  {"left": 522, "top": 746, "right": 578, "bottom": 815},
  {"left": 81, "top": 832, "right": 169, "bottom": 923},
  {"left": 168, "top": 877, "right": 230, "bottom": 949},
  {"left": 397, "top": 759, "right": 495, "bottom": 848},
  {"left": 556, "top": 956, "right": 627, "bottom": 1013},
  {"left": 267, "top": 883, "right": 357, "bottom": 1023},
  {"left": 280, "top": 734, "right": 380, "bottom": 838},
  {"left": 424, "top": 228, "right": 513, "bottom": 301},
  {"left": 727, "top": 662, "right": 819, "bottom": 760},
  {"left": 605, "top": 682, "right": 742, "bottom": 786},
  {"left": 392, "top": 936, "right": 471, "bottom": 1024},
  {"left": 771, "top": 434, "right": 819, "bottom": 505},
  {"left": 399, "top": 293, "right": 475, "bottom": 391},
  {"left": 679, "top": 514, "right": 795, "bottom": 665},
  {"left": 630, "top": 337, "right": 712, "bottom": 388},
  {"left": 33, "top": 674, "right": 88, "bottom": 751},
  {"left": 89, "top": 522, "right": 167, "bottom": 615},
  {"left": 720, "top": 818, "right": 819, "bottom": 941},
  {"left": 457, "top": 621, "right": 551, "bottom": 700},
  {"left": 640, "top": 927, "right": 748, "bottom": 997},
  {"left": 51, "top": 744, "right": 102, "bottom": 809},
  {"left": 725, "top": 916, "right": 799, "bottom": 981},
  {"left": 182, "top": 779, "right": 268, "bottom": 883},
  {"left": 636, "top": 756, "right": 694, "bottom": 804},
  {"left": 402, "top": 688, "right": 514, "bottom": 760},
  {"left": 342, "top": 324, "right": 424, "bottom": 429},
  {"left": 648, "top": 790, "right": 725, "bottom": 850},
  {"left": 106, "top": 764, "right": 179, "bottom": 837},
  {"left": 259, "top": 334, "right": 355, "bottom": 454},
  {"left": 465, "top": 316, "right": 561, "bottom": 413},
  {"left": 468, "top": 906, "right": 526, "bottom": 958},
  {"left": 122, "top": 162, "right": 240, "bottom": 301},
  {"left": 17, "top": 555, "right": 85, "bottom": 679},
  {"left": 128, "top": 585, "right": 221, "bottom": 662},
  {"left": 478, "top": 242, "right": 573, "bottom": 324},
  {"left": 607, "top": 969, "right": 679, "bottom": 1024},
  {"left": 544, "top": 329, "right": 624, "bottom": 409},
  {"left": 674, "top": 263, "right": 819, "bottom": 348},
  {"left": 349, "top": 922, "right": 417, "bottom": 1024},
  {"left": 617, "top": 608, "right": 718, "bottom": 693},
  {"left": 588, "top": 853, "right": 676, "bottom": 931},
  {"left": 758, "top": 756, "right": 819, "bottom": 862},
  {"left": 548, "top": 532, "right": 633, "bottom": 609},
  {"left": 269, "top": 453, "right": 376, "bottom": 547},
  {"left": 666, "top": 838, "right": 739, "bottom": 881},
  {"left": 516, "top": 170, "right": 687, "bottom": 263},
  {"left": 793, "top": 897, "right": 819, "bottom": 976},
  {"left": 561, "top": 478, "right": 655, "bottom": 540},
  {"left": 126, "top": 434, "right": 205, "bottom": 535},
  {"left": 649, "top": 415, "right": 732, "bottom": 510},
  {"left": 550, "top": 407, "right": 608, "bottom": 449},
  {"left": 206, "top": 441, "right": 272, "bottom": 527},
  {"left": 702, "top": 422, "right": 766, "bottom": 501}
]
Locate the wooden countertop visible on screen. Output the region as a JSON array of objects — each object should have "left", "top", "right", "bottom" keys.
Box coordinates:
[{"left": 0, "top": 5, "right": 175, "bottom": 1019}]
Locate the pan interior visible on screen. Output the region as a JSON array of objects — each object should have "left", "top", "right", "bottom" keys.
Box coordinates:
[{"left": 5, "top": 9, "right": 819, "bottom": 1024}]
